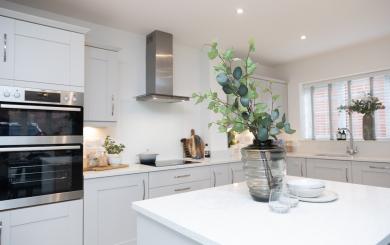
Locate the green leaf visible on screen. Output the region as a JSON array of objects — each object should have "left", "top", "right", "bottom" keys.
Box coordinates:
[
  {"left": 233, "top": 67, "right": 243, "bottom": 80},
  {"left": 270, "top": 127, "right": 280, "bottom": 136},
  {"left": 238, "top": 84, "right": 248, "bottom": 97},
  {"left": 272, "top": 95, "right": 280, "bottom": 102},
  {"left": 271, "top": 109, "right": 279, "bottom": 121},
  {"left": 208, "top": 122, "right": 213, "bottom": 128},
  {"left": 240, "top": 97, "right": 250, "bottom": 107},
  {"left": 222, "top": 84, "right": 235, "bottom": 94},
  {"left": 218, "top": 125, "right": 227, "bottom": 133},
  {"left": 276, "top": 121, "right": 284, "bottom": 129},
  {"left": 233, "top": 122, "right": 245, "bottom": 133},
  {"left": 282, "top": 113, "right": 286, "bottom": 123},
  {"left": 216, "top": 73, "right": 229, "bottom": 86},
  {"left": 257, "top": 127, "right": 269, "bottom": 141},
  {"left": 208, "top": 47, "right": 218, "bottom": 60},
  {"left": 284, "top": 123, "right": 296, "bottom": 134},
  {"left": 249, "top": 38, "right": 256, "bottom": 52},
  {"left": 223, "top": 48, "right": 234, "bottom": 61},
  {"left": 255, "top": 103, "right": 267, "bottom": 113}
]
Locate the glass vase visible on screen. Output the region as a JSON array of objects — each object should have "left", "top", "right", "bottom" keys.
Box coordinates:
[
  {"left": 241, "top": 142, "right": 286, "bottom": 202},
  {"left": 363, "top": 113, "right": 375, "bottom": 140}
]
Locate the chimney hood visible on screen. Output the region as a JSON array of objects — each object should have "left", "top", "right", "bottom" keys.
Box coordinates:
[{"left": 136, "top": 30, "right": 190, "bottom": 103}]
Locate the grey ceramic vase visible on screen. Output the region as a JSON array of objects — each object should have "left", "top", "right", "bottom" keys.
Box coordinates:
[
  {"left": 241, "top": 141, "right": 286, "bottom": 202},
  {"left": 363, "top": 113, "right": 375, "bottom": 140}
]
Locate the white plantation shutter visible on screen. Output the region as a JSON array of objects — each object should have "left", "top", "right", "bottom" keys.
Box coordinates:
[{"left": 302, "top": 70, "right": 390, "bottom": 140}]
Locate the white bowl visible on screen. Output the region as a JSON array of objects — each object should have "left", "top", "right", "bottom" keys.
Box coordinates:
[
  {"left": 289, "top": 187, "right": 325, "bottom": 198},
  {"left": 287, "top": 179, "right": 326, "bottom": 198},
  {"left": 287, "top": 179, "right": 325, "bottom": 189}
]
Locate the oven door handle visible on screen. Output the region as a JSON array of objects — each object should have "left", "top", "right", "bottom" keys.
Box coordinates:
[
  {"left": 0, "top": 104, "right": 81, "bottom": 112},
  {"left": 0, "top": 145, "right": 81, "bottom": 152}
]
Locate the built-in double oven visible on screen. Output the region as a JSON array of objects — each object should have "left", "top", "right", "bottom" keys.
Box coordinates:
[{"left": 0, "top": 86, "right": 83, "bottom": 210}]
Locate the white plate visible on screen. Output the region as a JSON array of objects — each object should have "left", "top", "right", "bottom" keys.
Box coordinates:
[{"left": 294, "top": 190, "right": 338, "bottom": 203}]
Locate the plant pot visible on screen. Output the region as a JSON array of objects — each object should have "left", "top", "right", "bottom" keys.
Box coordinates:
[
  {"left": 107, "top": 154, "right": 121, "bottom": 165},
  {"left": 241, "top": 141, "right": 286, "bottom": 202},
  {"left": 363, "top": 113, "right": 376, "bottom": 140}
]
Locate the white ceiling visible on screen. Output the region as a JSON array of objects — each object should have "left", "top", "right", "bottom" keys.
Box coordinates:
[{"left": 7, "top": 0, "right": 390, "bottom": 66}]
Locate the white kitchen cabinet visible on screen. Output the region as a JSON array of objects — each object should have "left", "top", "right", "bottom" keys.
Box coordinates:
[
  {"left": 0, "top": 200, "right": 83, "bottom": 245},
  {"left": 85, "top": 46, "right": 119, "bottom": 122},
  {"left": 0, "top": 16, "right": 14, "bottom": 80},
  {"left": 149, "top": 167, "right": 210, "bottom": 188},
  {"left": 306, "top": 158, "right": 352, "bottom": 183},
  {"left": 352, "top": 162, "right": 390, "bottom": 188},
  {"left": 210, "top": 165, "right": 230, "bottom": 187},
  {"left": 286, "top": 157, "right": 307, "bottom": 177},
  {"left": 84, "top": 173, "right": 148, "bottom": 245},
  {"left": 229, "top": 162, "right": 245, "bottom": 183}
]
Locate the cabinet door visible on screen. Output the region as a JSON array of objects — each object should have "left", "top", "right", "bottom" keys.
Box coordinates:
[
  {"left": 84, "top": 173, "right": 148, "bottom": 245},
  {"left": 286, "top": 157, "right": 306, "bottom": 177},
  {"left": 352, "top": 162, "right": 390, "bottom": 188},
  {"left": 230, "top": 162, "right": 245, "bottom": 183},
  {"left": 13, "top": 20, "right": 84, "bottom": 87},
  {"left": 8, "top": 200, "right": 83, "bottom": 245},
  {"left": 210, "top": 165, "right": 229, "bottom": 187},
  {"left": 306, "top": 158, "right": 351, "bottom": 182},
  {"left": 85, "top": 46, "right": 119, "bottom": 122},
  {"left": 0, "top": 16, "right": 14, "bottom": 80}
]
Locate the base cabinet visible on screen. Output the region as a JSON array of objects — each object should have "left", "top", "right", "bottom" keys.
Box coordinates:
[
  {"left": 352, "top": 162, "right": 390, "bottom": 188},
  {"left": 84, "top": 173, "right": 148, "bottom": 245},
  {"left": 210, "top": 165, "right": 230, "bottom": 187},
  {"left": 286, "top": 157, "right": 306, "bottom": 177},
  {"left": 0, "top": 200, "right": 83, "bottom": 245},
  {"left": 306, "top": 159, "right": 352, "bottom": 183}
]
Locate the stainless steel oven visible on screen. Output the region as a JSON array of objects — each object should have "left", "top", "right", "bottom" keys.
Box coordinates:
[{"left": 0, "top": 86, "right": 83, "bottom": 210}]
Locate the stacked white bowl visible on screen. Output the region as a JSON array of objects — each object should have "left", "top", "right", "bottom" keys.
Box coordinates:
[{"left": 287, "top": 179, "right": 325, "bottom": 198}]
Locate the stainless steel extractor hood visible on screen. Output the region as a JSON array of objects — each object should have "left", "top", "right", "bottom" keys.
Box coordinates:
[{"left": 136, "top": 30, "right": 190, "bottom": 103}]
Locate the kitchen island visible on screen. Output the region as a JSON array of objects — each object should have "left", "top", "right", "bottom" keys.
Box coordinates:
[{"left": 133, "top": 177, "right": 390, "bottom": 245}]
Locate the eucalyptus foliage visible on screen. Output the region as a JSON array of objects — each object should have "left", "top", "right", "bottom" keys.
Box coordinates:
[
  {"left": 338, "top": 93, "right": 385, "bottom": 116},
  {"left": 192, "top": 40, "right": 295, "bottom": 143}
]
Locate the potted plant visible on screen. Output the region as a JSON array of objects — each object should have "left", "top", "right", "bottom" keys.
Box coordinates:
[
  {"left": 103, "top": 136, "right": 125, "bottom": 165},
  {"left": 338, "top": 93, "right": 385, "bottom": 140},
  {"left": 192, "top": 40, "right": 295, "bottom": 201}
]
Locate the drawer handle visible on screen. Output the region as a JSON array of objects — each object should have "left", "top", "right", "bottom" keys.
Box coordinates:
[
  {"left": 345, "top": 168, "right": 349, "bottom": 182},
  {"left": 0, "top": 221, "right": 2, "bottom": 245},
  {"left": 369, "top": 166, "right": 390, "bottom": 170},
  {"left": 142, "top": 179, "right": 146, "bottom": 200},
  {"left": 231, "top": 168, "right": 234, "bottom": 184},
  {"left": 174, "top": 187, "right": 191, "bottom": 192},
  {"left": 174, "top": 174, "right": 191, "bottom": 179},
  {"left": 3, "top": 33, "right": 6, "bottom": 63}
]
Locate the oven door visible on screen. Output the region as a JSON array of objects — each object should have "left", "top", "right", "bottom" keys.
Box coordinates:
[
  {"left": 0, "top": 144, "right": 83, "bottom": 210},
  {"left": 0, "top": 102, "right": 83, "bottom": 145}
]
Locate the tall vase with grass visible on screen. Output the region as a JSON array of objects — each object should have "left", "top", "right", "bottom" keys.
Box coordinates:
[
  {"left": 103, "top": 136, "right": 125, "bottom": 165},
  {"left": 339, "top": 93, "right": 385, "bottom": 140},
  {"left": 192, "top": 40, "right": 295, "bottom": 201}
]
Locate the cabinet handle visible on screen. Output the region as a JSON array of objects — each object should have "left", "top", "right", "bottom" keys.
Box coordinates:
[
  {"left": 369, "top": 166, "right": 390, "bottom": 170},
  {"left": 231, "top": 168, "right": 234, "bottom": 184},
  {"left": 174, "top": 174, "right": 190, "bottom": 179},
  {"left": 345, "top": 168, "right": 349, "bottom": 182},
  {"left": 174, "top": 187, "right": 191, "bottom": 192},
  {"left": 212, "top": 170, "right": 216, "bottom": 187},
  {"left": 3, "top": 33, "right": 6, "bottom": 63},
  {"left": 300, "top": 164, "right": 304, "bottom": 176},
  {"left": 142, "top": 179, "right": 146, "bottom": 200},
  {"left": 111, "top": 95, "right": 115, "bottom": 116}
]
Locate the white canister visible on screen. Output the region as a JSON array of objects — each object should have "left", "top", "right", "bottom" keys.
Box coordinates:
[{"left": 107, "top": 154, "right": 121, "bottom": 165}]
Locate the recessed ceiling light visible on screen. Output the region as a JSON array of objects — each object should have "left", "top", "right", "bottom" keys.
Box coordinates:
[
  {"left": 300, "top": 35, "right": 307, "bottom": 40},
  {"left": 236, "top": 8, "right": 244, "bottom": 14}
]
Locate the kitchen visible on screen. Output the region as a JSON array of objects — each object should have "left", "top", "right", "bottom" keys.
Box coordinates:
[{"left": 0, "top": 0, "right": 390, "bottom": 245}]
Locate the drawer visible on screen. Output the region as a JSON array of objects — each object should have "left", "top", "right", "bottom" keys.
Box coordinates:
[
  {"left": 149, "top": 180, "right": 211, "bottom": 198},
  {"left": 149, "top": 167, "right": 210, "bottom": 188}
]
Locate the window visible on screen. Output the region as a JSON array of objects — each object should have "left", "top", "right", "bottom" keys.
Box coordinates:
[{"left": 302, "top": 71, "right": 390, "bottom": 140}]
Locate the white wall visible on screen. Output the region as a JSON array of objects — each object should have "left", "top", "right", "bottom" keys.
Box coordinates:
[{"left": 275, "top": 35, "right": 390, "bottom": 157}]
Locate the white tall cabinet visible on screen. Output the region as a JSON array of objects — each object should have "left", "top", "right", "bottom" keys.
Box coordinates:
[
  {"left": 85, "top": 46, "right": 119, "bottom": 122},
  {"left": 0, "top": 16, "right": 14, "bottom": 80}
]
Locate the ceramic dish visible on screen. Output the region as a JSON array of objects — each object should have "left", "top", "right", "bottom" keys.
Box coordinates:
[
  {"left": 288, "top": 187, "right": 325, "bottom": 198},
  {"left": 287, "top": 179, "right": 325, "bottom": 189},
  {"left": 294, "top": 190, "right": 338, "bottom": 203}
]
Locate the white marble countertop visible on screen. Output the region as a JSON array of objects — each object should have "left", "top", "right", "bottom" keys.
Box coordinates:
[
  {"left": 133, "top": 177, "right": 390, "bottom": 245},
  {"left": 83, "top": 153, "right": 242, "bottom": 180},
  {"left": 287, "top": 152, "right": 390, "bottom": 163}
]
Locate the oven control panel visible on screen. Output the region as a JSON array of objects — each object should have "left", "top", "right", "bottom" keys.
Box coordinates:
[
  {"left": 0, "top": 86, "right": 25, "bottom": 102},
  {"left": 0, "top": 86, "right": 84, "bottom": 106}
]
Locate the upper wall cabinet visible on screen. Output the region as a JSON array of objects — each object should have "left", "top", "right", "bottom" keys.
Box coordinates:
[
  {"left": 85, "top": 46, "right": 119, "bottom": 122},
  {"left": 0, "top": 16, "right": 86, "bottom": 90}
]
